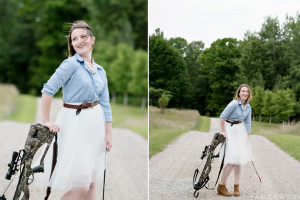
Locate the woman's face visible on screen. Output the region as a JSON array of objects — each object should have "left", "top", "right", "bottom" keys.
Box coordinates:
[
  {"left": 71, "top": 28, "right": 95, "bottom": 57},
  {"left": 239, "top": 87, "right": 249, "bottom": 102}
]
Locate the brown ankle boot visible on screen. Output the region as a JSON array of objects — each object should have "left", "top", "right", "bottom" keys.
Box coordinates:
[
  {"left": 234, "top": 184, "right": 240, "bottom": 196},
  {"left": 217, "top": 184, "right": 232, "bottom": 196}
]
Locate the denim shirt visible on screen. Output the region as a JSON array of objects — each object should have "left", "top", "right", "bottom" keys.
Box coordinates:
[
  {"left": 41, "top": 53, "right": 112, "bottom": 122},
  {"left": 220, "top": 100, "right": 251, "bottom": 133}
]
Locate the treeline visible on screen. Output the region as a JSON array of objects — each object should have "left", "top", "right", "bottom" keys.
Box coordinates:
[
  {"left": 149, "top": 14, "right": 300, "bottom": 122},
  {"left": 0, "top": 0, "right": 147, "bottom": 107}
]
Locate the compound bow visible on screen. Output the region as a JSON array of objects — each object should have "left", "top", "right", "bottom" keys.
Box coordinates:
[
  {"left": 0, "top": 124, "right": 55, "bottom": 200},
  {"left": 192, "top": 132, "right": 226, "bottom": 198}
]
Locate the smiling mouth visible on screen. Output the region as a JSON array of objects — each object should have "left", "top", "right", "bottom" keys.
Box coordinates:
[{"left": 78, "top": 44, "right": 85, "bottom": 48}]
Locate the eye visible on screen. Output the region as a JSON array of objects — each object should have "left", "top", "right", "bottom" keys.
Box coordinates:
[
  {"left": 72, "top": 37, "right": 77, "bottom": 41},
  {"left": 82, "top": 35, "right": 87, "bottom": 39}
]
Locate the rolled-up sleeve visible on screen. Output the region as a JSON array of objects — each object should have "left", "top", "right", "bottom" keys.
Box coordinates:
[
  {"left": 220, "top": 100, "right": 238, "bottom": 119},
  {"left": 98, "top": 72, "right": 113, "bottom": 122},
  {"left": 41, "top": 59, "right": 76, "bottom": 96},
  {"left": 244, "top": 106, "right": 251, "bottom": 133}
]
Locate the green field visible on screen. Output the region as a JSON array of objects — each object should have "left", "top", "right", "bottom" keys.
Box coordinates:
[
  {"left": 195, "top": 116, "right": 211, "bottom": 132},
  {"left": 252, "top": 121, "right": 300, "bottom": 161},
  {"left": 149, "top": 106, "right": 202, "bottom": 158},
  {"left": 111, "top": 103, "right": 148, "bottom": 139},
  {"left": 149, "top": 106, "right": 300, "bottom": 162},
  {"left": 0, "top": 84, "right": 19, "bottom": 120},
  {"left": 0, "top": 84, "right": 148, "bottom": 139},
  {"left": 10, "top": 95, "right": 37, "bottom": 122}
]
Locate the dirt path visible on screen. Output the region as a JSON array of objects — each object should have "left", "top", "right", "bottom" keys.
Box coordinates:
[
  {"left": 0, "top": 98, "right": 148, "bottom": 200},
  {"left": 150, "top": 118, "right": 300, "bottom": 200}
]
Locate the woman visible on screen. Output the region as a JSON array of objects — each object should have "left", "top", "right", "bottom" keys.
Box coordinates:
[
  {"left": 217, "top": 84, "right": 253, "bottom": 197},
  {"left": 41, "top": 21, "right": 112, "bottom": 200}
]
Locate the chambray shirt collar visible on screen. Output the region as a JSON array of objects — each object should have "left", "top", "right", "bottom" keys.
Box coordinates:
[
  {"left": 238, "top": 100, "right": 250, "bottom": 108},
  {"left": 74, "top": 53, "right": 103, "bottom": 70}
]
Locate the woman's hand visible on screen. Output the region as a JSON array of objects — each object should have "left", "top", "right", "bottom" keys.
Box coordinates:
[
  {"left": 105, "top": 133, "right": 112, "bottom": 152},
  {"left": 44, "top": 121, "right": 60, "bottom": 133},
  {"left": 105, "top": 122, "right": 112, "bottom": 152},
  {"left": 221, "top": 131, "right": 227, "bottom": 138}
]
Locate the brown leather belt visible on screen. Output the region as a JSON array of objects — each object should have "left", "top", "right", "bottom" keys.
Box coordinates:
[
  {"left": 63, "top": 101, "right": 98, "bottom": 109},
  {"left": 225, "top": 120, "right": 241, "bottom": 126}
]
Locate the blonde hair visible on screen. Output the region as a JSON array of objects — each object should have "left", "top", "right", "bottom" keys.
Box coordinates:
[
  {"left": 234, "top": 84, "right": 252, "bottom": 104},
  {"left": 67, "top": 20, "right": 94, "bottom": 57}
]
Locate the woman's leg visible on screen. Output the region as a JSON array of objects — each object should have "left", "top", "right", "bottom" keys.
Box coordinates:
[
  {"left": 60, "top": 190, "right": 88, "bottom": 200},
  {"left": 82, "top": 183, "right": 97, "bottom": 200},
  {"left": 219, "top": 164, "right": 234, "bottom": 185},
  {"left": 233, "top": 165, "right": 241, "bottom": 184}
]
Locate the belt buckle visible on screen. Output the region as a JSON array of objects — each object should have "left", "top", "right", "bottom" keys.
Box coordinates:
[{"left": 91, "top": 102, "right": 94, "bottom": 109}]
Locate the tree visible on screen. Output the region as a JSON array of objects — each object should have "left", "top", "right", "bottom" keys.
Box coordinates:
[
  {"left": 110, "top": 43, "right": 134, "bottom": 106},
  {"left": 149, "top": 29, "right": 193, "bottom": 108},
  {"left": 238, "top": 32, "right": 265, "bottom": 88},
  {"left": 86, "top": 0, "right": 147, "bottom": 50},
  {"left": 262, "top": 90, "right": 278, "bottom": 123},
  {"left": 251, "top": 87, "right": 265, "bottom": 121},
  {"left": 128, "top": 50, "right": 148, "bottom": 109},
  {"left": 273, "top": 89, "right": 295, "bottom": 122},
  {"left": 168, "top": 37, "right": 188, "bottom": 55},
  {"left": 197, "top": 38, "right": 241, "bottom": 116},
  {"left": 28, "top": 0, "right": 88, "bottom": 94},
  {"left": 282, "top": 14, "right": 300, "bottom": 101},
  {"left": 158, "top": 92, "right": 170, "bottom": 113},
  {"left": 93, "top": 41, "right": 118, "bottom": 103}
]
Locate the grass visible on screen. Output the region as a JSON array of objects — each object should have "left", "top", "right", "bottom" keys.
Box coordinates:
[
  {"left": 262, "top": 134, "right": 300, "bottom": 162},
  {"left": 149, "top": 106, "right": 200, "bottom": 158},
  {"left": 10, "top": 95, "right": 37, "bottom": 123},
  {"left": 0, "top": 84, "right": 18, "bottom": 120},
  {"left": 252, "top": 121, "right": 300, "bottom": 161},
  {"left": 195, "top": 116, "right": 210, "bottom": 132},
  {"left": 0, "top": 85, "right": 147, "bottom": 139},
  {"left": 111, "top": 103, "right": 148, "bottom": 139}
]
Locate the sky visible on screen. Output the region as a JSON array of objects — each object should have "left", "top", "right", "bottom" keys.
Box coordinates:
[{"left": 149, "top": 0, "right": 299, "bottom": 48}]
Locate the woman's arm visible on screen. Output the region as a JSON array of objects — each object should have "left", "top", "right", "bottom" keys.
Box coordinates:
[
  {"left": 42, "top": 93, "right": 60, "bottom": 133},
  {"left": 105, "top": 122, "right": 112, "bottom": 152},
  {"left": 220, "top": 118, "right": 226, "bottom": 137}
]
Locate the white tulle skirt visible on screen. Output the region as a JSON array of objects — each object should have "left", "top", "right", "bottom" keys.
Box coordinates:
[
  {"left": 219, "top": 121, "right": 253, "bottom": 165},
  {"left": 34, "top": 103, "right": 106, "bottom": 191}
]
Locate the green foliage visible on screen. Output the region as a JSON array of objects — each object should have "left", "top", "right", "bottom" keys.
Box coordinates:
[
  {"left": 149, "top": 29, "right": 193, "bottom": 108},
  {"left": 150, "top": 13, "right": 300, "bottom": 122},
  {"left": 149, "top": 87, "right": 172, "bottom": 106},
  {"left": 158, "top": 93, "right": 170, "bottom": 113},
  {"left": 0, "top": 0, "right": 147, "bottom": 105},
  {"left": 86, "top": 0, "right": 147, "bottom": 50},
  {"left": 197, "top": 38, "right": 241, "bottom": 116},
  {"left": 273, "top": 89, "right": 296, "bottom": 122},
  {"left": 251, "top": 87, "right": 265, "bottom": 121},
  {"left": 262, "top": 90, "right": 278, "bottom": 123},
  {"left": 128, "top": 50, "right": 148, "bottom": 96}
]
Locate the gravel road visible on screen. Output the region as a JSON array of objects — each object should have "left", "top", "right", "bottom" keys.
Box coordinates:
[
  {"left": 150, "top": 118, "right": 300, "bottom": 200},
  {"left": 0, "top": 98, "right": 148, "bottom": 200}
]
